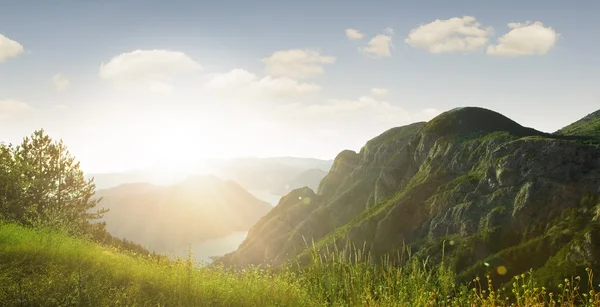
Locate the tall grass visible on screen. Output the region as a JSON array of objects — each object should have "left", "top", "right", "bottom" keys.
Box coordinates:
[
  {"left": 1, "top": 221, "right": 599, "bottom": 306},
  {"left": 0, "top": 222, "right": 315, "bottom": 306}
]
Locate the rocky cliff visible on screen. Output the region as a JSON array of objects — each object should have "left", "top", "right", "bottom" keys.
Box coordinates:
[{"left": 223, "top": 107, "right": 600, "bottom": 286}]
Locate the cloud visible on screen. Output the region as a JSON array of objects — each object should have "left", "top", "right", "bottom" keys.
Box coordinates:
[
  {"left": 371, "top": 87, "right": 390, "bottom": 97},
  {"left": 487, "top": 21, "right": 558, "bottom": 57},
  {"left": 206, "top": 69, "right": 320, "bottom": 99},
  {"left": 405, "top": 16, "right": 491, "bottom": 53},
  {"left": 0, "top": 99, "right": 33, "bottom": 119},
  {"left": 280, "top": 95, "right": 437, "bottom": 126},
  {"left": 263, "top": 49, "right": 336, "bottom": 79},
  {"left": 52, "top": 74, "right": 70, "bottom": 92},
  {"left": 384, "top": 27, "right": 395, "bottom": 36},
  {"left": 345, "top": 29, "right": 365, "bottom": 40},
  {"left": 361, "top": 35, "right": 393, "bottom": 58},
  {"left": 0, "top": 34, "right": 24, "bottom": 63},
  {"left": 99, "top": 50, "right": 202, "bottom": 93}
]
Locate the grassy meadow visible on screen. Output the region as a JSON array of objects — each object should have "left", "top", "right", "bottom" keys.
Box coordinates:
[{"left": 1, "top": 220, "right": 599, "bottom": 306}]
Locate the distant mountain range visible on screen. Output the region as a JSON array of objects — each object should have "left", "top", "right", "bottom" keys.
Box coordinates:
[
  {"left": 88, "top": 157, "right": 333, "bottom": 197},
  {"left": 223, "top": 107, "right": 600, "bottom": 288},
  {"left": 94, "top": 175, "right": 272, "bottom": 254},
  {"left": 270, "top": 168, "right": 329, "bottom": 196}
]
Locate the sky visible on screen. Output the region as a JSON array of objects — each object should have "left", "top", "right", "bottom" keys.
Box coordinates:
[{"left": 1, "top": 0, "right": 599, "bottom": 173}]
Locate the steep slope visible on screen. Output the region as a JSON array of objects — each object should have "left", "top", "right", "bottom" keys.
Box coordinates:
[
  {"left": 95, "top": 175, "right": 272, "bottom": 253},
  {"left": 224, "top": 107, "right": 600, "bottom": 287},
  {"left": 270, "top": 168, "right": 328, "bottom": 195},
  {"left": 556, "top": 109, "right": 600, "bottom": 137},
  {"left": 224, "top": 121, "right": 426, "bottom": 266}
]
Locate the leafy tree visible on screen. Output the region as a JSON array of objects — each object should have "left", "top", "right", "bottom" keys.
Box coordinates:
[
  {"left": 0, "top": 142, "right": 26, "bottom": 220},
  {"left": 10, "top": 129, "right": 108, "bottom": 233}
]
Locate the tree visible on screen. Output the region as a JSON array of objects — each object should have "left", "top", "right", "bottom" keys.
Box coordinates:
[
  {"left": 12, "top": 129, "right": 107, "bottom": 233},
  {"left": 0, "top": 142, "right": 26, "bottom": 220}
]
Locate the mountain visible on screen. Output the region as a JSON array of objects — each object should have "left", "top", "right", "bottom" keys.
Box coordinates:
[
  {"left": 270, "top": 168, "right": 329, "bottom": 195},
  {"left": 87, "top": 157, "right": 333, "bottom": 192},
  {"left": 556, "top": 109, "right": 600, "bottom": 137},
  {"left": 223, "top": 107, "right": 600, "bottom": 287},
  {"left": 210, "top": 157, "right": 333, "bottom": 192},
  {"left": 88, "top": 171, "right": 189, "bottom": 190},
  {"left": 94, "top": 175, "right": 272, "bottom": 254}
]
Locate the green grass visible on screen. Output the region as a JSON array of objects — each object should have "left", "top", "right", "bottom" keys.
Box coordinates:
[
  {"left": 556, "top": 110, "right": 600, "bottom": 138},
  {"left": 2, "top": 221, "right": 600, "bottom": 306},
  {"left": 0, "top": 221, "right": 316, "bottom": 306}
]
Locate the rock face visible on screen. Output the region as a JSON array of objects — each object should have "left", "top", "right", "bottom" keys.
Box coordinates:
[
  {"left": 95, "top": 175, "right": 272, "bottom": 254},
  {"left": 223, "top": 107, "right": 600, "bottom": 286}
]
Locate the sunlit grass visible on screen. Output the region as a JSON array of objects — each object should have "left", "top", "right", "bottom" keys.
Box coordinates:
[
  {"left": 1, "top": 221, "right": 599, "bottom": 306},
  {"left": 0, "top": 221, "right": 315, "bottom": 306}
]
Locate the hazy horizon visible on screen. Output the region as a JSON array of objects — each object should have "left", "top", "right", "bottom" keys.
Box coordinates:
[{"left": 2, "top": 0, "right": 599, "bottom": 173}]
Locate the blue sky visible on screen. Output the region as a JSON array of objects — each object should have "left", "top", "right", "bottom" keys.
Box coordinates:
[{"left": 1, "top": 0, "right": 599, "bottom": 172}]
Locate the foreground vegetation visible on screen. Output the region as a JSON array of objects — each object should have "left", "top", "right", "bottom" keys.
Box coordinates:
[
  {"left": 1, "top": 221, "right": 600, "bottom": 306},
  {"left": 0, "top": 221, "right": 316, "bottom": 306},
  {"left": 3, "top": 126, "right": 600, "bottom": 306}
]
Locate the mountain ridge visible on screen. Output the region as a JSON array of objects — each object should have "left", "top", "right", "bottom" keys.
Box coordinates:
[
  {"left": 556, "top": 109, "right": 600, "bottom": 137},
  {"left": 223, "top": 106, "right": 600, "bottom": 287}
]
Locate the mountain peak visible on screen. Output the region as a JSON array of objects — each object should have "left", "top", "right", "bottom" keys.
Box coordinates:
[{"left": 423, "top": 106, "right": 542, "bottom": 138}]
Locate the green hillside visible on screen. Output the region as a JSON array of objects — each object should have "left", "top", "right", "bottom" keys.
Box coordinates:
[
  {"left": 0, "top": 221, "right": 317, "bottom": 306},
  {"left": 3, "top": 220, "right": 600, "bottom": 306},
  {"left": 224, "top": 107, "right": 600, "bottom": 290},
  {"left": 3, "top": 114, "right": 600, "bottom": 306},
  {"left": 556, "top": 109, "right": 600, "bottom": 137}
]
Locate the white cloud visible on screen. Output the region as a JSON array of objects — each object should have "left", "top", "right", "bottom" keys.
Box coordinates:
[
  {"left": 263, "top": 49, "right": 336, "bottom": 79},
  {"left": 384, "top": 27, "right": 395, "bottom": 36},
  {"left": 371, "top": 87, "right": 390, "bottom": 97},
  {"left": 361, "top": 35, "right": 393, "bottom": 58},
  {"left": 303, "top": 96, "right": 404, "bottom": 122},
  {"left": 405, "top": 16, "right": 491, "bottom": 53},
  {"left": 487, "top": 21, "right": 558, "bottom": 57},
  {"left": 206, "top": 69, "right": 320, "bottom": 98},
  {"left": 99, "top": 50, "right": 202, "bottom": 93},
  {"left": 0, "top": 34, "right": 24, "bottom": 63},
  {"left": 52, "top": 74, "right": 70, "bottom": 92},
  {"left": 280, "top": 95, "right": 437, "bottom": 126},
  {"left": 345, "top": 29, "right": 365, "bottom": 40},
  {"left": 0, "top": 99, "right": 33, "bottom": 119}
]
